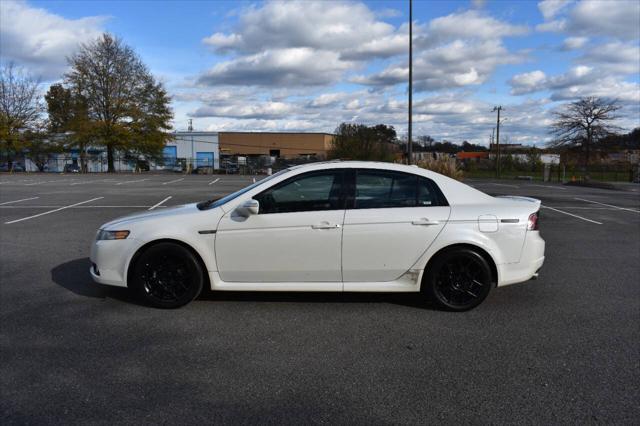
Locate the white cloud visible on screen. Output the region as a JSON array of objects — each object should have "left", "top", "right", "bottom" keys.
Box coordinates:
[
  {"left": 198, "top": 0, "right": 407, "bottom": 88},
  {"left": 561, "top": 36, "right": 588, "bottom": 50},
  {"left": 0, "top": 0, "right": 106, "bottom": 80},
  {"left": 197, "top": 48, "right": 354, "bottom": 87},
  {"left": 568, "top": 0, "right": 640, "bottom": 40},
  {"left": 538, "top": 0, "right": 573, "bottom": 20},
  {"left": 578, "top": 41, "right": 640, "bottom": 75},
  {"left": 355, "top": 38, "right": 524, "bottom": 91}
]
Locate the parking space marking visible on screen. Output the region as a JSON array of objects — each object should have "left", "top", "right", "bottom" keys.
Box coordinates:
[
  {"left": 485, "top": 182, "right": 520, "bottom": 188},
  {"left": 4, "top": 197, "right": 104, "bottom": 225},
  {"left": 541, "top": 205, "right": 603, "bottom": 225},
  {"left": 531, "top": 184, "right": 567, "bottom": 190},
  {"left": 162, "top": 178, "right": 184, "bottom": 185},
  {"left": 0, "top": 197, "right": 39, "bottom": 206},
  {"left": 208, "top": 178, "right": 220, "bottom": 185},
  {"left": 252, "top": 177, "right": 256, "bottom": 183},
  {"left": 0, "top": 205, "right": 164, "bottom": 209},
  {"left": 116, "top": 178, "right": 149, "bottom": 186},
  {"left": 24, "top": 181, "right": 48, "bottom": 186},
  {"left": 574, "top": 197, "right": 640, "bottom": 213},
  {"left": 149, "top": 196, "right": 172, "bottom": 210}
]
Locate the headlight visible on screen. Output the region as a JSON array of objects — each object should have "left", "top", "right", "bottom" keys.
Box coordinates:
[{"left": 96, "top": 229, "right": 130, "bottom": 240}]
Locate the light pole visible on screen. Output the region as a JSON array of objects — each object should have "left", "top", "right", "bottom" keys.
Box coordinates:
[
  {"left": 407, "top": 0, "right": 413, "bottom": 165},
  {"left": 492, "top": 106, "right": 502, "bottom": 178}
]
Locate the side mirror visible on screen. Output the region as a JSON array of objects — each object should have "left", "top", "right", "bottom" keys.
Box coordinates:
[{"left": 238, "top": 199, "right": 259, "bottom": 216}]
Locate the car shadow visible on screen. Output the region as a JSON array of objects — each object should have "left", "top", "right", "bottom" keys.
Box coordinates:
[
  {"left": 52, "top": 258, "right": 436, "bottom": 310},
  {"left": 50, "top": 257, "right": 140, "bottom": 305}
]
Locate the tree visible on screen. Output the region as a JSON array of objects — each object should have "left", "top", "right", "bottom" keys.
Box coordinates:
[
  {"left": 328, "top": 123, "right": 396, "bottom": 162},
  {"left": 45, "top": 84, "right": 93, "bottom": 172},
  {"left": 0, "top": 63, "right": 43, "bottom": 168},
  {"left": 65, "top": 34, "right": 172, "bottom": 172},
  {"left": 549, "top": 97, "right": 621, "bottom": 175}
]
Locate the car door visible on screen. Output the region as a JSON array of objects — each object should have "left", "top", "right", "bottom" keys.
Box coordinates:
[
  {"left": 215, "top": 169, "right": 346, "bottom": 286},
  {"left": 342, "top": 169, "right": 451, "bottom": 284}
]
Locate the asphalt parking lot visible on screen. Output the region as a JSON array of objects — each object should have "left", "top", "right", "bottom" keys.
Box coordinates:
[{"left": 1, "top": 172, "right": 639, "bottom": 424}]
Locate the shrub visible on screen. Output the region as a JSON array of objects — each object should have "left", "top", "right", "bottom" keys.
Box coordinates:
[{"left": 416, "top": 157, "right": 464, "bottom": 180}]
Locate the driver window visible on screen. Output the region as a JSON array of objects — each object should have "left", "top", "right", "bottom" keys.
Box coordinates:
[{"left": 254, "top": 170, "right": 343, "bottom": 214}]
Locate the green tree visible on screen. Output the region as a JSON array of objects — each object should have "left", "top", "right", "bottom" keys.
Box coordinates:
[
  {"left": 0, "top": 63, "right": 43, "bottom": 169},
  {"left": 329, "top": 123, "right": 396, "bottom": 161},
  {"left": 45, "top": 84, "right": 94, "bottom": 172},
  {"left": 65, "top": 34, "right": 172, "bottom": 172}
]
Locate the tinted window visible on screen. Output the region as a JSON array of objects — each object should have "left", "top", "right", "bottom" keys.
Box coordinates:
[
  {"left": 254, "top": 170, "right": 344, "bottom": 214},
  {"left": 354, "top": 170, "right": 446, "bottom": 209}
]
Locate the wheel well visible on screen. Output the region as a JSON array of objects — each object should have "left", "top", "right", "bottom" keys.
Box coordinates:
[
  {"left": 126, "top": 239, "right": 211, "bottom": 290},
  {"left": 423, "top": 243, "right": 498, "bottom": 288}
]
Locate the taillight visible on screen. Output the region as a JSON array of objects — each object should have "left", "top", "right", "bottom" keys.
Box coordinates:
[{"left": 527, "top": 211, "right": 539, "bottom": 230}]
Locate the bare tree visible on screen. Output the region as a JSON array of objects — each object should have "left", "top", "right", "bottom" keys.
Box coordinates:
[
  {"left": 65, "top": 34, "right": 172, "bottom": 172},
  {"left": 0, "top": 63, "right": 43, "bottom": 168},
  {"left": 549, "top": 97, "right": 621, "bottom": 174}
]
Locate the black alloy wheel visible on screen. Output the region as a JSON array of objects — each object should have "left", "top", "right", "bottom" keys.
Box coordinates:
[
  {"left": 424, "top": 248, "right": 493, "bottom": 311},
  {"left": 130, "top": 242, "right": 203, "bottom": 308}
]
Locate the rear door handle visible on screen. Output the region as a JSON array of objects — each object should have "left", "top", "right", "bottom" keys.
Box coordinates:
[
  {"left": 411, "top": 218, "right": 440, "bottom": 226},
  {"left": 312, "top": 222, "right": 341, "bottom": 229}
]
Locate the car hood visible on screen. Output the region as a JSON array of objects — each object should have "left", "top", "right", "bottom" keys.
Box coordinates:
[{"left": 101, "top": 203, "right": 200, "bottom": 229}]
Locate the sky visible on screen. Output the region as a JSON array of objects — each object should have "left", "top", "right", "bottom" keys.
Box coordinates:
[{"left": 1, "top": 0, "right": 639, "bottom": 146}]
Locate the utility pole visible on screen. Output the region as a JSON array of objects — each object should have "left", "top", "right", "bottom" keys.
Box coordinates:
[
  {"left": 407, "top": 0, "right": 413, "bottom": 165},
  {"left": 188, "top": 119, "right": 194, "bottom": 171},
  {"left": 493, "top": 106, "right": 502, "bottom": 178}
]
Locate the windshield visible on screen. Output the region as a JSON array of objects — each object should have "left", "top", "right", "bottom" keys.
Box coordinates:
[{"left": 197, "top": 168, "right": 290, "bottom": 210}]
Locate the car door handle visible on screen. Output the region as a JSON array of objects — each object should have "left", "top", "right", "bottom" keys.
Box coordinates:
[
  {"left": 411, "top": 218, "right": 440, "bottom": 226},
  {"left": 311, "top": 222, "right": 341, "bottom": 229}
]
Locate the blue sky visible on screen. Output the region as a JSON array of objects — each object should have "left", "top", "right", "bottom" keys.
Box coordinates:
[{"left": 2, "top": 0, "right": 639, "bottom": 145}]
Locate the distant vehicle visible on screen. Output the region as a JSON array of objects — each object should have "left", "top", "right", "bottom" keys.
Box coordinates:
[
  {"left": 0, "top": 163, "right": 25, "bottom": 172},
  {"left": 225, "top": 163, "right": 239, "bottom": 174},
  {"left": 136, "top": 160, "right": 150, "bottom": 172},
  {"left": 91, "top": 161, "right": 545, "bottom": 310},
  {"left": 171, "top": 165, "right": 184, "bottom": 173},
  {"left": 64, "top": 164, "right": 81, "bottom": 173}
]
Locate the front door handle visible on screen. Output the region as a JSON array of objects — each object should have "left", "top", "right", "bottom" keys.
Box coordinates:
[
  {"left": 312, "top": 222, "right": 341, "bottom": 229},
  {"left": 411, "top": 218, "right": 440, "bottom": 226}
]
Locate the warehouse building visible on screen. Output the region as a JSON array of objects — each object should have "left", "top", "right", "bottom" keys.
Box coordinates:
[
  {"left": 218, "top": 132, "right": 334, "bottom": 159},
  {"left": 164, "top": 131, "right": 219, "bottom": 170}
]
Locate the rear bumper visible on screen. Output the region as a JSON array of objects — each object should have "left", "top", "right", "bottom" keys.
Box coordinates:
[{"left": 497, "top": 231, "right": 545, "bottom": 286}]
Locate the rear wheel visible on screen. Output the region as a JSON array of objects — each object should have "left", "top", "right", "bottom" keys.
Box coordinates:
[
  {"left": 424, "top": 248, "right": 493, "bottom": 311},
  {"left": 129, "top": 242, "right": 203, "bottom": 308}
]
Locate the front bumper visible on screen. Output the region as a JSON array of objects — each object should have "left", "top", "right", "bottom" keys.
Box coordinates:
[
  {"left": 89, "top": 238, "right": 140, "bottom": 287},
  {"left": 497, "top": 231, "right": 545, "bottom": 287}
]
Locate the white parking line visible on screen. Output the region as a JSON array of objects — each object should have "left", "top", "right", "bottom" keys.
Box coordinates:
[
  {"left": 489, "top": 183, "right": 519, "bottom": 188},
  {"left": 116, "top": 179, "right": 149, "bottom": 186},
  {"left": 208, "top": 178, "right": 220, "bottom": 185},
  {"left": 252, "top": 177, "right": 256, "bottom": 183},
  {"left": 24, "top": 181, "right": 47, "bottom": 186},
  {"left": 574, "top": 197, "right": 640, "bottom": 213},
  {"left": 0, "top": 205, "right": 166, "bottom": 209},
  {"left": 0, "top": 197, "right": 39, "bottom": 205},
  {"left": 531, "top": 184, "right": 566, "bottom": 190},
  {"left": 149, "top": 196, "right": 172, "bottom": 210},
  {"left": 541, "top": 205, "right": 603, "bottom": 225},
  {"left": 4, "top": 197, "right": 104, "bottom": 225},
  {"left": 162, "top": 178, "right": 184, "bottom": 185}
]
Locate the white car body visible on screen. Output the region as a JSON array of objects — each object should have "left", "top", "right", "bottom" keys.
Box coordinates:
[{"left": 90, "top": 161, "right": 545, "bottom": 297}]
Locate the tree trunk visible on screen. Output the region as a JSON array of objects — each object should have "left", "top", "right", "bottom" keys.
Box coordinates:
[
  {"left": 584, "top": 130, "right": 591, "bottom": 179},
  {"left": 107, "top": 145, "right": 115, "bottom": 173}
]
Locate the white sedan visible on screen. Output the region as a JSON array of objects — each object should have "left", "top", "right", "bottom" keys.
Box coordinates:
[{"left": 90, "top": 161, "right": 545, "bottom": 310}]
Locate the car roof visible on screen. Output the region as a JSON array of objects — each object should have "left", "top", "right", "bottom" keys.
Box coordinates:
[{"left": 285, "top": 161, "right": 492, "bottom": 204}]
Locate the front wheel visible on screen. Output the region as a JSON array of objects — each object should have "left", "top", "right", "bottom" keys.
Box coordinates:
[
  {"left": 423, "top": 248, "right": 494, "bottom": 311},
  {"left": 129, "top": 242, "right": 204, "bottom": 308}
]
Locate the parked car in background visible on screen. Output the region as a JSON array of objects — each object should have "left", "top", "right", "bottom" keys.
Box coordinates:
[
  {"left": 0, "top": 163, "right": 25, "bottom": 172},
  {"left": 91, "top": 161, "right": 545, "bottom": 310},
  {"left": 64, "top": 164, "right": 81, "bottom": 173},
  {"left": 136, "top": 160, "right": 150, "bottom": 172}
]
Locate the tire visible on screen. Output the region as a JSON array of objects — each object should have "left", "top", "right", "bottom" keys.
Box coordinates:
[
  {"left": 129, "top": 242, "right": 204, "bottom": 309},
  {"left": 423, "top": 248, "right": 494, "bottom": 311}
]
